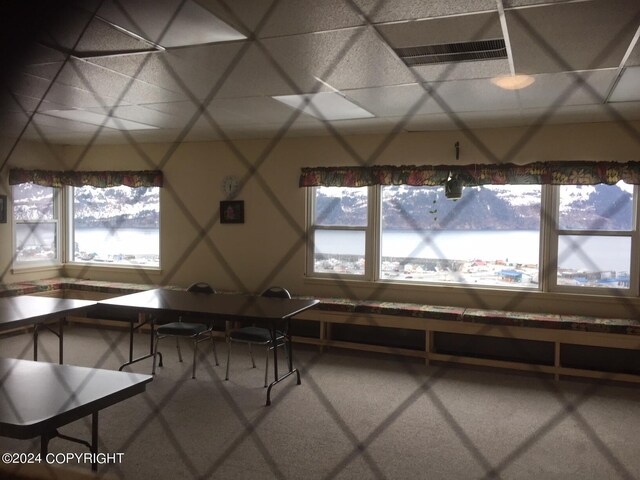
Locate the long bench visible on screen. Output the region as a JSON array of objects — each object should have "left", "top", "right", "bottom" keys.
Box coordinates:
[
  {"left": 2, "top": 278, "right": 640, "bottom": 383},
  {"left": 294, "top": 297, "right": 640, "bottom": 384}
]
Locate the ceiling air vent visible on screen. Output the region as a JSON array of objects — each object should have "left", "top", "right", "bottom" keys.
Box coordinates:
[{"left": 395, "top": 38, "right": 507, "bottom": 66}]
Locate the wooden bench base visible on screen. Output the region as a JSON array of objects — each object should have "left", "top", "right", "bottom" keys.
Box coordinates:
[{"left": 294, "top": 310, "right": 640, "bottom": 383}]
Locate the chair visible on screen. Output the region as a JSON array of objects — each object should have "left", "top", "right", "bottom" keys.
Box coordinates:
[
  {"left": 225, "top": 286, "right": 291, "bottom": 387},
  {"left": 152, "top": 282, "right": 219, "bottom": 379}
]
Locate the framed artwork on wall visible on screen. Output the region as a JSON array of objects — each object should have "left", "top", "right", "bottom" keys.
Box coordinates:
[
  {"left": 0, "top": 195, "right": 6, "bottom": 223},
  {"left": 220, "top": 200, "right": 244, "bottom": 224}
]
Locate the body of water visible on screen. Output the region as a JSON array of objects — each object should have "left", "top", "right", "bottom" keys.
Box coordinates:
[
  {"left": 15, "top": 226, "right": 159, "bottom": 264},
  {"left": 74, "top": 228, "right": 159, "bottom": 256},
  {"left": 315, "top": 229, "right": 631, "bottom": 273}
]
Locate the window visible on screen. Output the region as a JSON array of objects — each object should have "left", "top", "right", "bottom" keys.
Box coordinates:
[
  {"left": 12, "top": 183, "right": 60, "bottom": 265},
  {"left": 380, "top": 184, "right": 541, "bottom": 287},
  {"left": 69, "top": 186, "right": 160, "bottom": 267},
  {"left": 307, "top": 182, "right": 639, "bottom": 294},
  {"left": 308, "top": 186, "right": 370, "bottom": 276},
  {"left": 552, "top": 181, "right": 636, "bottom": 290}
]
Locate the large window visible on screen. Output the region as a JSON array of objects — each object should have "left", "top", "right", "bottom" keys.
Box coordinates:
[
  {"left": 70, "top": 186, "right": 160, "bottom": 267},
  {"left": 11, "top": 183, "right": 160, "bottom": 269},
  {"left": 553, "top": 181, "right": 635, "bottom": 290},
  {"left": 12, "top": 184, "right": 60, "bottom": 265},
  {"left": 307, "top": 182, "right": 638, "bottom": 293},
  {"left": 380, "top": 184, "right": 541, "bottom": 287}
]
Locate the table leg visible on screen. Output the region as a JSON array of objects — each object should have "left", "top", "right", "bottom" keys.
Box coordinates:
[
  {"left": 128, "top": 322, "right": 134, "bottom": 363},
  {"left": 58, "top": 318, "right": 64, "bottom": 365},
  {"left": 265, "top": 317, "right": 301, "bottom": 406},
  {"left": 40, "top": 434, "right": 49, "bottom": 458},
  {"left": 119, "top": 313, "right": 161, "bottom": 371},
  {"left": 287, "top": 318, "right": 301, "bottom": 384},
  {"left": 33, "top": 325, "right": 38, "bottom": 361},
  {"left": 272, "top": 323, "right": 279, "bottom": 381},
  {"left": 91, "top": 412, "right": 98, "bottom": 471}
]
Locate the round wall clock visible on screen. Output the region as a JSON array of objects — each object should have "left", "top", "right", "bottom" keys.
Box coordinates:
[{"left": 222, "top": 175, "right": 240, "bottom": 198}]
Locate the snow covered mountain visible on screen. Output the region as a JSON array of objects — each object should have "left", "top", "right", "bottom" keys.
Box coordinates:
[
  {"left": 316, "top": 183, "right": 632, "bottom": 230},
  {"left": 13, "top": 184, "right": 159, "bottom": 228}
]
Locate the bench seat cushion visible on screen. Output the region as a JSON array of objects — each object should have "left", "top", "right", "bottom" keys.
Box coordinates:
[
  {"left": 356, "top": 301, "right": 464, "bottom": 321},
  {"left": 463, "top": 309, "right": 562, "bottom": 329}
]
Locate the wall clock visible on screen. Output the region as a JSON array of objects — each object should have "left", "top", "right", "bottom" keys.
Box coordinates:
[{"left": 222, "top": 175, "right": 240, "bottom": 198}]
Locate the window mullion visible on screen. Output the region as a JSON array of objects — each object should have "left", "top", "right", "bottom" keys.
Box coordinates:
[
  {"left": 369, "top": 185, "right": 379, "bottom": 282},
  {"left": 62, "top": 186, "right": 72, "bottom": 264},
  {"left": 539, "top": 184, "right": 556, "bottom": 292}
]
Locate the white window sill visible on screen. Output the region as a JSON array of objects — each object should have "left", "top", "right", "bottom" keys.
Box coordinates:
[
  {"left": 64, "top": 263, "right": 161, "bottom": 274},
  {"left": 11, "top": 263, "right": 63, "bottom": 275}
]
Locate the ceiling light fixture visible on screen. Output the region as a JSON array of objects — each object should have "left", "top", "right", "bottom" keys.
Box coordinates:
[
  {"left": 272, "top": 92, "right": 375, "bottom": 121},
  {"left": 40, "top": 110, "right": 158, "bottom": 131},
  {"left": 490, "top": 74, "right": 535, "bottom": 90}
]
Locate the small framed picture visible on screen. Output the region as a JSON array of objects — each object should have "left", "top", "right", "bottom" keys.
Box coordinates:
[
  {"left": 0, "top": 195, "right": 6, "bottom": 224},
  {"left": 220, "top": 200, "right": 244, "bottom": 224}
]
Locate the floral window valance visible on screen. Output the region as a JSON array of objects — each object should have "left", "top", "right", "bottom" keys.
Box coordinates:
[
  {"left": 299, "top": 161, "right": 640, "bottom": 188},
  {"left": 9, "top": 169, "right": 163, "bottom": 188}
]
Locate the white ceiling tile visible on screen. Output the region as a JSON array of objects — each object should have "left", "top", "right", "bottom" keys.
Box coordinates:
[
  {"left": 208, "top": 97, "right": 314, "bottom": 124},
  {"left": 85, "top": 105, "right": 176, "bottom": 128},
  {"left": 261, "top": 28, "right": 414, "bottom": 93},
  {"left": 507, "top": 0, "right": 640, "bottom": 74},
  {"left": 16, "top": 44, "right": 66, "bottom": 67},
  {"left": 87, "top": 53, "right": 191, "bottom": 95},
  {"left": 352, "top": 0, "right": 496, "bottom": 23},
  {"left": 138, "top": 100, "right": 199, "bottom": 119},
  {"left": 344, "top": 84, "right": 444, "bottom": 117},
  {"left": 517, "top": 70, "right": 618, "bottom": 108},
  {"left": 627, "top": 41, "right": 640, "bottom": 67},
  {"left": 53, "top": 59, "right": 186, "bottom": 105},
  {"left": 410, "top": 59, "right": 511, "bottom": 82},
  {"left": 0, "top": 112, "right": 32, "bottom": 137},
  {"left": 609, "top": 66, "right": 640, "bottom": 103},
  {"left": 204, "top": 0, "right": 365, "bottom": 39},
  {"left": 378, "top": 12, "right": 503, "bottom": 49},
  {"left": 96, "top": 0, "right": 245, "bottom": 47},
  {"left": 426, "top": 78, "right": 521, "bottom": 113}
]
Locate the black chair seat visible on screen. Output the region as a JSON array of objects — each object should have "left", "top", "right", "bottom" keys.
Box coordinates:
[
  {"left": 152, "top": 282, "right": 220, "bottom": 380},
  {"left": 157, "top": 322, "right": 208, "bottom": 336},
  {"left": 225, "top": 286, "right": 292, "bottom": 388},
  {"left": 229, "top": 326, "right": 283, "bottom": 344}
]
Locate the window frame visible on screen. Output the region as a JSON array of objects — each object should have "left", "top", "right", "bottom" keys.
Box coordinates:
[
  {"left": 547, "top": 183, "right": 639, "bottom": 296},
  {"left": 306, "top": 185, "right": 375, "bottom": 280},
  {"left": 65, "top": 185, "right": 161, "bottom": 269},
  {"left": 12, "top": 184, "right": 62, "bottom": 269},
  {"left": 377, "top": 183, "right": 544, "bottom": 288},
  {"left": 306, "top": 183, "right": 640, "bottom": 296}
]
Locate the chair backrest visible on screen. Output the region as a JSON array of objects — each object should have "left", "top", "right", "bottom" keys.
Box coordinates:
[
  {"left": 261, "top": 286, "right": 291, "bottom": 299},
  {"left": 187, "top": 282, "right": 215, "bottom": 294}
]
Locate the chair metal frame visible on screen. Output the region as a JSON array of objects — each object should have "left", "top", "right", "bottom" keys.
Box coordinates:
[
  {"left": 152, "top": 282, "right": 219, "bottom": 379},
  {"left": 225, "top": 286, "right": 291, "bottom": 387}
]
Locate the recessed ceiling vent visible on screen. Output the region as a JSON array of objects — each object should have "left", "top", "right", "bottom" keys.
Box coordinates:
[{"left": 395, "top": 38, "right": 506, "bottom": 66}]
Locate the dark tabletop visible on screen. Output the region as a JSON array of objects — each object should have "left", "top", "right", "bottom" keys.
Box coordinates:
[
  {"left": 0, "top": 358, "right": 153, "bottom": 439},
  {"left": 0, "top": 296, "right": 96, "bottom": 329},
  {"left": 99, "top": 288, "right": 319, "bottom": 322}
]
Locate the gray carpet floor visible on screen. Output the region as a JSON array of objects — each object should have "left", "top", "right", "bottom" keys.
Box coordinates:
[{"left": 1, "top": 325, "right": 640, "bottom": 479}]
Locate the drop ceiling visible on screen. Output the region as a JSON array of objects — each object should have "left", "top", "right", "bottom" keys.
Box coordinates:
[{"left": 1, "top": 0, "right": 639, "bottom": 145}]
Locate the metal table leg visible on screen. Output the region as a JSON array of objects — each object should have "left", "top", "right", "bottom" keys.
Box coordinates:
[
  {"left": 119, "top": 313, "right": 162, "bottom": 371},
  {"left": 265, "top": 317, "right": 300, "bottom": 406}
]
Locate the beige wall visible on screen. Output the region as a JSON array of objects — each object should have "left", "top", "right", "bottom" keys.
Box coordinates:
[{"left": 2, "top": 121, "right": 640, "bottom": 317}]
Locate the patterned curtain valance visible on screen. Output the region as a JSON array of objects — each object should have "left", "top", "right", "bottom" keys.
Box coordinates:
[
  {"left": 9, "top": 169, "right": 163, "bottom": 188},
  {"left": 299, "top": 161, "right": 640, "bottom": 188}
]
